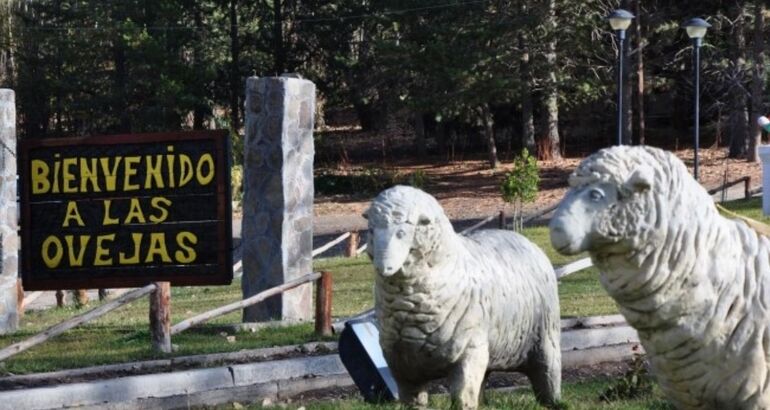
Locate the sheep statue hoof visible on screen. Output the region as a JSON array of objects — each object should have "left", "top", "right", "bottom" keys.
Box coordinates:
[
  {"left": 550, "top": 145, "right": 770, "bottom": 410},
  {"left": 365, "top": 185, "right": 561, "bottom": 409}
]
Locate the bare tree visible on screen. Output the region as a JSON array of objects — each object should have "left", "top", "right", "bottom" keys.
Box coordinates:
[{"left": 748, "top": 3, "right": 766, "bottom": 162}]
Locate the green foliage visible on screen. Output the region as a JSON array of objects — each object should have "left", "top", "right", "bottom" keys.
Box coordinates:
[
  {"left": 315, "top": 168, "right": 428, "bottom": 196},
  {"left": 314, "top": 167, "right": 399, "bottom": 196},
  {"left": 406, "top": 169, "right": 428, "bottom": 189},
  {"left": 501, "top": 148, "right": 539, "bottom": 204},
  {"left": 230, "top": 164, "right": 243, "bottom": 203},
  {"left": 599, "top": 353, "right": 654, "bottom": 403},
  {"left": 501, "top": 148, "right": 539, "bottom": 231}
]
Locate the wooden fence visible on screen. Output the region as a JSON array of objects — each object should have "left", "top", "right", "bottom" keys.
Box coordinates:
[{"left": 3, "top": 175, "right": 755, "bottom": 362}]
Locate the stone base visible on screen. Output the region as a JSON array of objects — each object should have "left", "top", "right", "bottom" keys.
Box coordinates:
[{"left": 0, "top": 276, "right": 18, "bottom": 334}]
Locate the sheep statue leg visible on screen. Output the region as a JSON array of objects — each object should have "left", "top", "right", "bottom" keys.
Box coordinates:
[
  {"left": 448, "top": 343, "right": 489, "bottom": 410},
  {"left": 396, "top": 381, "right": 429, "bottom": 409},
  {"left": 526, "top": 333, "right": 562, "bottom": 407}
]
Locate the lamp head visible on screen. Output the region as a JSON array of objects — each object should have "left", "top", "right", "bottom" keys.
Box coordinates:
[
  {"left": 607, "top": 9, "right": 634, "bottom": 31},
  {"left": 684, "top": 17, "right": 711, "bottom": 39}
]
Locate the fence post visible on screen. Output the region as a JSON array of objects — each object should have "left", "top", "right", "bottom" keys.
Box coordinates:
[
  {"left": 746, "top": 177, "right": 751, "bottom": 199},
  {"left": 0, "top": 89, "right": 18, "bottom": 334},
  {"left": 498, "top": 211, "right": 505, "bottom": 229},
  {"left": 75, "top": 289, "right": 89, "bottom": 307},
  {"left": 149, "top": 282, "right": 172, "bottom": 353},
  {"left": 315, "top": 271, "right": 333, "bottom": 337},
  {"left": 346, "top": 232, "right": 359, "bottom": 258}
]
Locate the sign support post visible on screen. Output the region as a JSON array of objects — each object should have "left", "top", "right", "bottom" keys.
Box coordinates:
[{"left": 149, "top": 281, "right": 171, "bottom": 353}]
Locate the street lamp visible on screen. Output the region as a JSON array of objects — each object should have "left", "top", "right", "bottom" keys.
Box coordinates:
[
  {"left": 684, "top": 17, "right": 710, "bottom": 181},
  {"left": 607, "top": 9, "right": 634, "bottom": 145}
]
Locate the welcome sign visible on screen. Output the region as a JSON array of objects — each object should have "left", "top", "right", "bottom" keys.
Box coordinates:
[{"left": 19, "top": 131, "right": 232, "bottom": 290}]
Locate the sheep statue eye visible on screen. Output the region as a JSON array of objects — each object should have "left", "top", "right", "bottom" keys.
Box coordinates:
[
  {"left": 588, "top": 188, "right": 604, "bottom": 202},
  {"left": 396, "top": 230, "right": 406, "bottom": 239}
]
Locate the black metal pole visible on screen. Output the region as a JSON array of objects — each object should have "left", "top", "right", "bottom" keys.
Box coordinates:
[
  {"left": 617, "top": 30, "right": 626, "bottom": 146},
  {"left": 694, "top": 37, "right": 701, "bottom": 181}
]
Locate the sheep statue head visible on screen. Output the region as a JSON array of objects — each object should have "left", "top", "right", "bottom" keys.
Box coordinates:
[
  {"left": 549, "top": 145, "right": 770, "bottom": 409},
  {"left": 549, "top": 145, "right": 702, "bottom": 264},
  {"left": 364, "top": 185, "right": 455, "bottom": 278}
]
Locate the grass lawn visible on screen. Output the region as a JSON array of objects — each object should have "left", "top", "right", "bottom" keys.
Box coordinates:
[
  {"left": 247, "top": 378, "right": 674, "bottom": 410},
  {"left": 0, "top": 197, "right": 760, "bottom": 375}
]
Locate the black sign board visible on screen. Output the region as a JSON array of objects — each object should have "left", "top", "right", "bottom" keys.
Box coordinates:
[{"left": 19, "top": 131, "right": 233, "bottom": 290}]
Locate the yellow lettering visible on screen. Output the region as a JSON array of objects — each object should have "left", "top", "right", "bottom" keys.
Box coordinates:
[
  {"left": 149, "top": 197, "right": 172, "bottom": 223},
  {"left": 179, "top": 154, "right": 194, "bottom": 186},
  {"left": 52, "top": 154, "right": 61, "bottom": 193},
  {"left": 99, "top": 156, "right": 122, "bottom": 191},
  {"left": 62, "top": 201, "right": 85, "bottom": 227},
  {"left": 119, "top": 233, "right": 143, "bottom": 264},
  {"left": 80, "top": 158, "right": 100, "bottom": 192},
  {"left": 31, "top": 160, "right": 51, "bottom": 194},
  {"left": 166, "top": 146, "right": 175, "bottom": 188},
  {"left": 145, "top": 233, "right": 172, "bottom": 263},
  {"left": 62, "top": 158, "right": 77, "bottom": 193},
  {"left": 196, "top": 154, "right": 215, "bottom": 185},
  {"left": 94, "top": 234, "right": 115, "bottom": 266},
  {"left": 41, "top": 236, "right": 63, "bottom": 268},
  {"left": 102, "top": 200, "right": 119, "bottom": 225},
  {"left": 65, "top": 235, "right": 90, "bottom": 267},
  {"left": 145, "top": 155, "right": 164, "bottom": 189},
  {"left": 175, "top": 231, "right": 198, "bottom": 263},
  {"left": 125, "top": 198, "right": 146, "bottom": 224},
  {"left": 123, "top": 156, "right": 141, "bottom": 191}
]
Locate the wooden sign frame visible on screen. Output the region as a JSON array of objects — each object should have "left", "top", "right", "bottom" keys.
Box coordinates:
[{"left": 18, "top": 130, "right": 233, "bottom": 290}]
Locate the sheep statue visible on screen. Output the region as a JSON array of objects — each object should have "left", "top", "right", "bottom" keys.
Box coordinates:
[
  {"left": 365, "top": 185, "right": 561, "bottom": 409},
  {"left": 549, "top": 145, "right": 770, "bottom": 409}
]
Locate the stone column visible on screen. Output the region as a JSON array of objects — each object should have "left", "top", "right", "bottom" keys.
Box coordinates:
[
  {"left": 0, "top": 89, "right": 18, "bottom": 334},
  {"left": 241, "top": 76, "right": 315, "bottom": 322},
  {"left": 759, "top": 145, "right": 770, "bottom": 215}
]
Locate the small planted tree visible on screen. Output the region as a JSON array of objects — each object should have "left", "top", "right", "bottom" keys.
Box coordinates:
[{"left": 501, "top": 148, "right": 539, "bottom": 231}]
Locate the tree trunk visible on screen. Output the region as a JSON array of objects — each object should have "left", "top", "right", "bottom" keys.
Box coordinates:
[
  {"left": 728, "top": 4, "right": 749, "bottom": 158},
  {"left": 413, "top": 112, "right": 427, "bottom": 157},
  {"left": 542, "top": 0, "right": 561, "bottom": 159},
  {"left": 272, "top": 0, "right": 285, "bottom": 75},
  {"left": 192, "top": 6, "right": 206, "bottom": 130},
  {"left": 748, "top": 3, "right": 765, "bottom": 162},
  {"left": 480, "top": 105, "right": 499, "bottom": 169},
  {"left": 229, "top": 0, "right": 240, "bottom": 133},
  {"left": 519, "top": 32, "right": 535, "bottom": 153},
  {"left": 621, "top": 0, "right": 633, "bottom": 145},
  {"left": 633, "top": 0, "right": 646, "bottom": 145}
]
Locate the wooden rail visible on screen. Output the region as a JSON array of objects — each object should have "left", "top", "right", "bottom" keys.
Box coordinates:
[
  {"left": 0, "top": 284, "right": 157, "bottom": 362},
  {"left": 707, "top": 176, "right": 752, "bottom": 199},
  {"left": 312, "top": 232, "right": 351, "bottom": 257},
  {"left": 170, "top": 272, "right": 323, "bottom": 335}
]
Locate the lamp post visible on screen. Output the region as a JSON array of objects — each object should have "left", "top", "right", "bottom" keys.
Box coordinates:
[
  {"left": 684, "top": 17, "right": 711, "bottom": 181},
  {"left": 607, "top": 9, "right": 634, "bottom": 145}
]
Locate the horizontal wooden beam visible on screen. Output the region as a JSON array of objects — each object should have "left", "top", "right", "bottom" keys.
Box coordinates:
[{"left": 0, "top": 284, "right": 157, "bottom": 362}]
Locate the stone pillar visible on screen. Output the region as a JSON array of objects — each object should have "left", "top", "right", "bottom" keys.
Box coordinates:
[
  {"left": 0, "top": 90, "right": 18, "bottom": 334},
  {"left": 759, "top": 145, "right": 770, "bottom": 215},
  {"left": 241, "top": 76, "right": 315, "bottom": 322}
]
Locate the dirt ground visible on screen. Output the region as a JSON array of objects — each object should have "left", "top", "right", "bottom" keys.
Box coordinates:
[{"left": 314, "top": 146, "right": 763, "bottom": 223}]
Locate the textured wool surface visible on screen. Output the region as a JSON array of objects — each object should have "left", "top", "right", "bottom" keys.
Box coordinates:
[
  {"left": 366, "top": 185, "right": 561, "bottom": 409},
  {"left": 550, "top": 146, "right": 770, "bottom": 410}
]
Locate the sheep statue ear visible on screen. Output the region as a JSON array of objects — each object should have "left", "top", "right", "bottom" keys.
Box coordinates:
[{"left": 624, "top": 166, "right": 654, "bottom": 193}]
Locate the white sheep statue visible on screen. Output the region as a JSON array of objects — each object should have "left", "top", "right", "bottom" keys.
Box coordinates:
[
  {"left": 550, "top": 145, "right": 770, "bottom": 409},
  {"left": 365, "top": 185, "right": 561, "bottom": 409}
]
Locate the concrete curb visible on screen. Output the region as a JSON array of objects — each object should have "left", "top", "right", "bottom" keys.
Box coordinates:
[
  {"left": 0, "top": 321, "right": 641, "bottom": 409},
  {"left": 0, "top": 355, "right": 349, "bottom": 410}
]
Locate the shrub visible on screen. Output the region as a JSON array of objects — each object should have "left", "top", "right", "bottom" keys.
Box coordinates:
[{"left": 501, "top": 148, "right": 539, "bottom": 231}]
